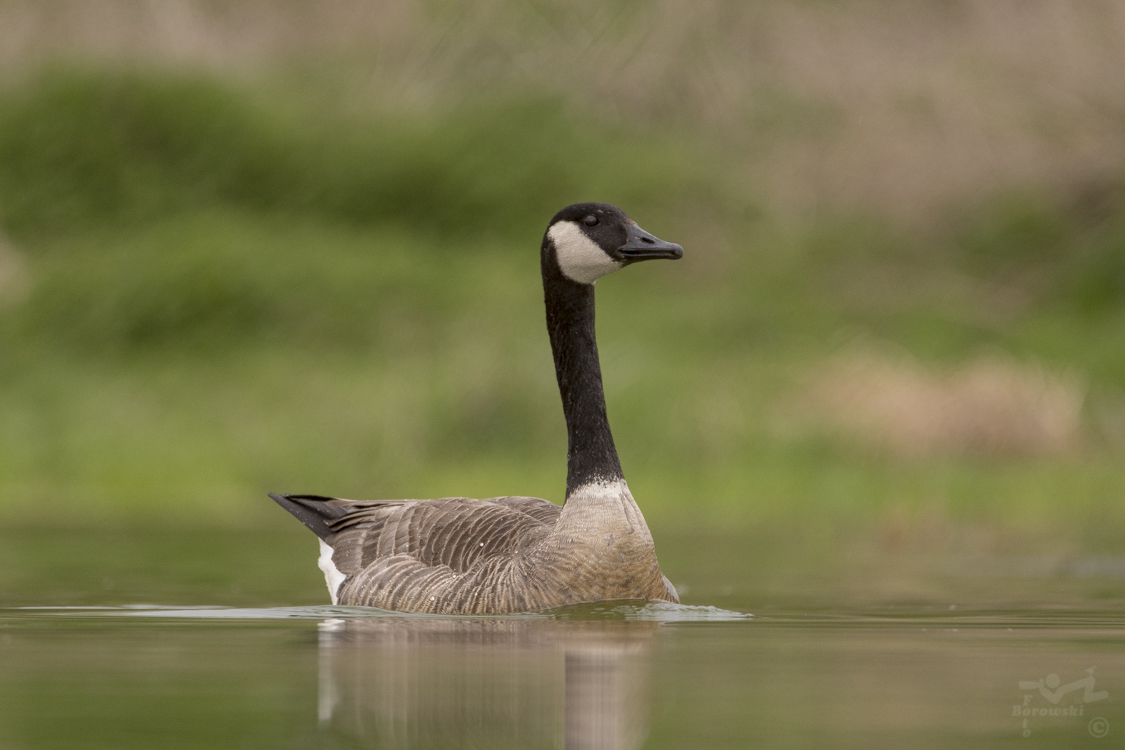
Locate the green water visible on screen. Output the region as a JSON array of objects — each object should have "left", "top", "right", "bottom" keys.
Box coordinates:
[{"left": 1, "top": 529, "right": 1124, "bottom": 749}]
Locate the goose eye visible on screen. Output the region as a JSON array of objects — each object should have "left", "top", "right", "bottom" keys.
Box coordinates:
[{"left": 583, "top": 215, "right": 599, "bottom": 227}]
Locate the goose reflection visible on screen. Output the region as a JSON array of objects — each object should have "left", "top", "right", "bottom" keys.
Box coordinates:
[{"left": 317, "top": 616, "right": 658, "bottom": 750}]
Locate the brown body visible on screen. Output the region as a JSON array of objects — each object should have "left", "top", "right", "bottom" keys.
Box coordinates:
[{"left": 322, "top": 480, "right": 677, "bottom": 614}]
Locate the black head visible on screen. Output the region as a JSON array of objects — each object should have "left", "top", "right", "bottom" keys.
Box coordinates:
[{"left": 542, "top": 202, "right": 683, "bottom": 285}]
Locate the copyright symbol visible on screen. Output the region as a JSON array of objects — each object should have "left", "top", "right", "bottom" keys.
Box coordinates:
[{"left": 1089, "top": 717, "right": 1109, "bottom": 738}]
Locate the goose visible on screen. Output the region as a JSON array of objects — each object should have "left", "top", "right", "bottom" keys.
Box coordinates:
[{"left": 271, "top": 202, "right": 684, "bottom": 614}]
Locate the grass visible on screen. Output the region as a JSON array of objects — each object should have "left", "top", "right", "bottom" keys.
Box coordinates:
[{"left": 0, "top": 66, "right": 1122, "bottom": 556}]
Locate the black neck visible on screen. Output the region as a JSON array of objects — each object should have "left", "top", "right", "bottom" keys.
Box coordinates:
[{"left": 542, "top": 245, "right": 624, "bottom": 497}]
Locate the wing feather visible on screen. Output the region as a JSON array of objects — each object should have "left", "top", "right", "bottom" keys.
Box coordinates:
[{"left": 321, "top": 495, "right": 560, "bottom": 577}]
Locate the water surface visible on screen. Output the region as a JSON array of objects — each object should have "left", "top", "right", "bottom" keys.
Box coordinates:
[{"left": 1, "top": 528, "right": 1123, "bottom": 748}]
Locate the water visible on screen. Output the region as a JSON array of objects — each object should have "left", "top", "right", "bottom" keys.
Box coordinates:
[{"left": 1, "top": 528, "right": 1124, "bottom": 749}]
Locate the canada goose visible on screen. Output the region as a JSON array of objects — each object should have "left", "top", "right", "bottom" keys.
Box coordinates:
[{"left": 271, "top": 202, "right": 683, "bottom": 614}]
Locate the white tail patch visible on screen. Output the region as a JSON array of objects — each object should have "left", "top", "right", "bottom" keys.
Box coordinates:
[
  {"left": 318, "top": 539, "right": 346, "bottom": 605},
  {"left": 549, "top": 221, "right": 622, "bottom": 284}
]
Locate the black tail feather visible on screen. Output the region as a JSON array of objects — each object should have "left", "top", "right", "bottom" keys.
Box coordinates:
[{"left": 269, "top": 493, "right": 348, "bottom": 540}]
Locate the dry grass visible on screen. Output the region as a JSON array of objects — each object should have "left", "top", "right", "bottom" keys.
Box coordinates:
[
  {"left": 804, "top": 346, "right": 1088, "bottom": 457},
  {"left": 1, "top": 0, "right": 1123, "bottom": 224}
]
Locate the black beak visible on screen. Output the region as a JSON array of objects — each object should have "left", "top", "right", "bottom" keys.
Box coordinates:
[{"left": 619, "top": 223, "right": 684, "bottom": 261}]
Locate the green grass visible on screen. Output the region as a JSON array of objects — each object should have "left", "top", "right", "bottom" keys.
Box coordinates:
[{"left": 0, "top": 67, "right": 1123, "bottom": 552}]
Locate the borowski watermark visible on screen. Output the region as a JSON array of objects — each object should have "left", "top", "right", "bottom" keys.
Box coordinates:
[{"left": 1012, "top": 667, "right": 1109, "bottom": 738}]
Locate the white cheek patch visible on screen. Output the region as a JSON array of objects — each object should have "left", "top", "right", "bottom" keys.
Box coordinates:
[
  {"left": 318, "top": 539, "right": 346, "bottom": 605},
  {"left": 548, "top": 221, "right": 623, "bottom": 284}
]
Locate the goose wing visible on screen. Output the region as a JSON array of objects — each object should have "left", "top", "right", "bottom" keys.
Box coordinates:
[
  {"left": 271, "top": 493, "right": 561, "bottom": 573},
  {"left": 326, "top": 495, "right": 560, "bottom": 574},
  {"left": 270, "top": 493, "right": 562, "bottom": 611}
]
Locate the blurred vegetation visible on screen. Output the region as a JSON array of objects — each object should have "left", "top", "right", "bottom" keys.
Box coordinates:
[
  {"left": 0, "top": 14, "right": 1123, "bottom": 555},
  {"left": 0, "top": 70, "right": 701, "bottom": 240}
]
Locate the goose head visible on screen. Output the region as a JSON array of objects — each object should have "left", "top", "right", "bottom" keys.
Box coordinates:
[{"left": 543, "top": 202, "right": 683, "bottom": 285}]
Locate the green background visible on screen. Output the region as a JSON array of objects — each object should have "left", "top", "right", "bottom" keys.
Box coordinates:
[{"left": 1, "top": 0, "right": 1123, "bottom": 558}]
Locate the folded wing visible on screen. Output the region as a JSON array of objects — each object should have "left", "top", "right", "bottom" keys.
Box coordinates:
[{"left": 270, "top": 493, "right": 563, "bottom": 612}]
